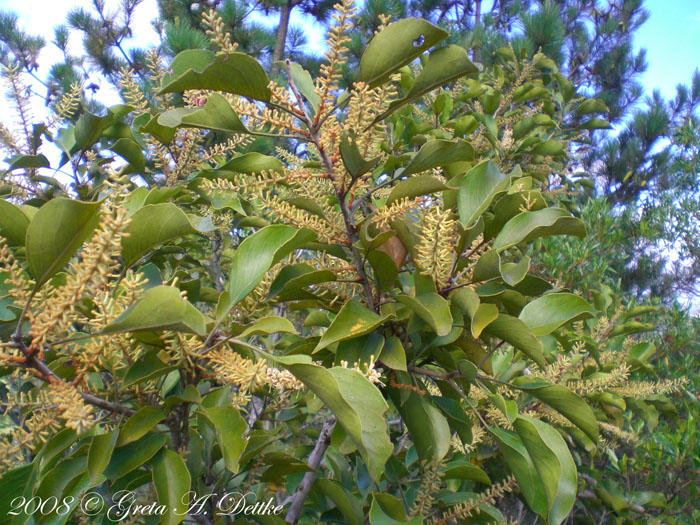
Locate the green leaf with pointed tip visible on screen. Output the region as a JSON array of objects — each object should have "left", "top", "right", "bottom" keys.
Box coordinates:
[
  {"left": 519, "top": 292, "right": 595, "bottom": 336},
  {"left": 87, "top": 430, "right": 119, "bottom": 483},
  {"left": 401, "top": 139, "right": 475, "bottom": 176},
  {"left": 340, "top": 134, "right": 380, "bottom": 178},
  {"left": 315, "top": 479, "right": 363, "bottom": 525},
  {"left": 158, "top": 93, "right": 247, "bottom": 133},
  {"left": 482, "top": 314, "right": 546, "bottom": 369},
  {"left": 0, "top": 199, "right": 30, "bottom": 246},
  {"left": 513, "top": 416, "right": 577, "bottom": 525},
  {"left": 489, "top": 426, "right": 548, "bottom": 518},
  {"left": 443, "top": 461, "right": 491, "bottom": 484},
  {"left": 103, "top": 285, "right": 206, "bottom": 336},
  {"left": 282, "top": 61, "right": 320, "bottom": 109},
  {"left": 220, "top": 225, "right": 316, "bottom": 321},
  {"left": 4, "top": 153, "right": 50, "bottom": 171},
  {"left": 122, "top": 203, "right": 203, "bottom": 267},
  {"left": 386, "top": 174, "right": 447, "bottom": 205},
  {"left": 240, "top": 316, "right": 298, "bottom": 336},
  {"left": 211, "top": 152, "right": 283, "bottom": 176},
  {"left": 137, "top": 114, "right": 177, "bottom": 144},
  {"left": 105, "top": 433, "right": 166, "bottom": 479},
  {"left": 500, "top": 256, "right": 531, "bottom": 286},
  {"left": 117, "top": 407, "right": 167, "bottom": 446},
  {"left": 373, "top": 45, "right": 478, "bottom": 122},
  {"left": 493, "top": 208, "right": 586, "bottom": 251},
  {"left": 457, "top": 160, "right": 509, "bottom": 227},
  {"left": 159, "top": 49, "right": 270, "bottom": 101},
  {"left": 359, "top": 18, "right": 448, "bottom": 87},
  {"left": 152, "top": 449, "right": 191, "bottom": 525},
  {"left": 199, "top": 406, "right": 247, "bottom": 474},
  {"left": 369, "top": 492, "right": 423, "bottom": 524},
  {"left": 109, "top": 138, "right": 146, "bottom": 173},
  {"left": 123, "top": 351, "right": 178, "bottom": 388},
  {"left": 576, "top": 98, "right": 609, "bottom": 116},
  {"left": 513, "top": 377, "right": 598, "bottom": 441},
  {"left": 470, "top": 303, "right": 499, "bottom": 338},
  {"left": 579, "top": 117, "right": 611, "bottom": 130},
  {"left": 26, "top": 198, "right": 102, "bottom": 287},
  {"left": 397, "top": 293, "right": 452, "bottom": 336},
  {"left": 270, "top": 354, "right": 392, "bottom": 482},
  {"left": 379, "top": 336, "right": 407, "bottom": 371},
  {"left": 316, "top": 299, "right": 390, "bottom": 351},
  {"left": 388, "top": 386, "right": 451, "bottom": 462}
]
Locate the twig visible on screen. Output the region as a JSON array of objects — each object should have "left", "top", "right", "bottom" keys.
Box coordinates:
[{"left": 284, "top": 416, "right": 337, "bottom": 523}]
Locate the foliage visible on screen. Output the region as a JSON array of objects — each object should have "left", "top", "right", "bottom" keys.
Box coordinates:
[{"left": 0, "top": 3, "right": 693, "bottom": 525}]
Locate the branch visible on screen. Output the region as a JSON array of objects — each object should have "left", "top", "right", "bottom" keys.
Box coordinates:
[{"left": 284, "top": 416, "right": 337, "bottom": 523}]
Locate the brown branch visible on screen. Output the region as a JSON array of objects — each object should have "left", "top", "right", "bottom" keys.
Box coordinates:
[{"left": 284, "top": 416, "right": 337, "bottom": 524}]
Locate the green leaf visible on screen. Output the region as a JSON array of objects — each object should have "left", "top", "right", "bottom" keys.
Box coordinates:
[
  {"left": 493, "top": 208, "right": 586, "bottom": 251},
  {"left": 340, "top": 134, "right": 380, "bottom": 178},
  {"left": 103, "top": 285, "right": 206, "bottom": 336},
  {"left": 443, "top": 461, "right": 491, "bottom": 484},
  {"left": 137, "top": 114, "right": 177, "bottom": 144},
  {"left": 117, "top": 407, "right": 167, "bottom": 446},
  {"left": 109, "top": 138, "right": 146, "bottom": 173},
  {"left": 470, "top": 303, "right": 498, "bottom": 338},
  {"left": 369, "top": 492, "right": 423, "bottom": 524},
  {"left": 123, "top": 351, "right": 178, "bottom": 388},
  {"left": 158, "top": 93, "right": 248, "bottom": 133},
  {"left": 240, "top": 316, "right": 298, "bottom": 336},
  {"left": 374, "top": 45, "right": 478, "bottom": 122},
  {"left": 397, "top": 293, "right": 453, "bottom": 336},
  {"left": 315, "top": 479, "right": 364, "bottom": 525},
  {"left": 105, "top": 433, "right": 166, "bottom": 479},
  {"left": 500, "top": 256, "right": 531, "bottom": 286},
  {"left": 315, "top": 299, "right": 390, "bottom": 351},
  {"left": 151, "top": 449, "right": 191, "bottom": 525},
  {"left": 386, "top": 175, "right": 447, "bottom": 205},
  {"left": 458, "top": 160, "right": 510, "bottom": 227},
  {"left": 4, "top": 153, "right": 50, "bottom": 171},
  {"left": 159, "top": 49, "right": 270, "bottom": 101},
  {"left": 513, "top": 416, "right": 577, "bottom": 525},
  {"left": 489, "top": 426, "right": 548, "bottom": 517},
  {"left": 208, "top": 152, "right": 283, "bottom": 177},
  {"left": 199, "top": 406, "right": 247, "bottom": 474},
  {"left": 379, "top": 336, "right": 407, "bottom": 371},
  {"left": 0, "top": 199, "right": 30, "bottom": 246},
  {"left": 482, "top": 314, "right": 546, "bottom": 369},
  {"left": 359, "top": 18, "right": 448, "bottom": 86},
  {"left": 271, "top": 355, "right": 392, "bottom": 482},
  {"left": 122, "top": 203, "right": 201, "bottom": 267},
  {"left": 25, "top": 198, "right": 102, "bottom": 287},
  {"left": 221, "top": 225, "right": 316, "bottom": 321},
  {"left": 576, "top": 98, "right": 609, "bottom": 116},
  {"left": 283, "top": 61, "right": 320, "bottom": 109},
  {"left": 389, "top": 386, "right": 451, "bottom": 461},
  {"left": 513, "top": 377, "right": 599, "bottom": 441},
  {"left": 519, "top": 292, "right": 595, "bottom": 336},
  {"left": 87, "top": 430, "right": 119, "bottom": 483},
  {"left": 401, "top": 139, "right": 475, "bottom": 176}
]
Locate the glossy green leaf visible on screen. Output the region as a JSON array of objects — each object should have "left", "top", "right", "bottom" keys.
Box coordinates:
[
  {"left": 122, "top": 203, "right": 203, "bottom": 267},
  {"left": 200, "top": 406, "right": 247, "bottom": 473},
  {"left": 513, "top": 377, "right": 599, "bottom": 441},
  {"left": 315, "top": 478, "right": 363, "bottom": 525},
  {"left": 25, "top": 198, "right": 102, "bottom": 287},
  {"left": 103, "top": 285, "right": 206, "bottom": 336},
  {"left": 359, "top": 18, "right": 448, "bottom": 86},
  {"left": 389, "top": 386, "right": 451, "bottom": 461},
  {"left": 283, "top": 61, "right": 320, "bottom": 109},
  {"left": 117, "top": 407, "right": 167, "bottom": 446},
  {"left": 489, "top": 426, "right": 548, "bottom": 518},
  {"left": 340, "top": 134, "right": 380, "bottom": 178},
  {"left": 220, "top": 225, "right": 316, "bottom": 320},
  {"left": 152, "top": 449, "right": 191, "bottom": 525},
  {"left": 105, "top": 433, "right": 166, "bottom": 479},
  {"left": 369, "top": 492, "right": 423, "bottom": 524},
  {"left": 379, "top": 336, "right": 407, "bottom": 371},
  {"left": 316, "top": 299, "right": 391, "bottom": 351},
  {"left": 470, "top": 303, "right": 498, "bottom": 338},
  {"left": 374, "top": 45, "right": 478, "bottom": 122},
  {"left": 500, "top": 256, "right": 531, "bottom": 286},
  {"left": 397, "top": 293, "right": 453, "bottom": 336},
  {"left": 482, "top": 314, "right": 546, "bottom": 368},
  {"left": 493, "top": 208, "right": 586, "bottom": 251},
  {"left": 402, "top": 139, "right": 475, "bottom": 176},
  {"left": 271, "top": 354, "right": 392, "bottom": 482},
  {"left": 458, "top": 160, "right": 510, "bottom": 227},
  {"left": 210, "top": 152, "right": 283, "bottom": 176},
  {"left": 4, "top": 153, "right": 50, "bottom": 171},
  {"left": 0, "top": 199, "right": 30, "bottom": 246},
  {"left": 240, "top": 316, "right": 298, "bottom": 337},
  {"left": 519, "top": 292, "right": 595, "bottom": 336},
  {"left": 159, "top": 49, "right": 270, "bottom": 101},
  {"left": 386, "top": 174, "right": 447, "bottom": 205},
  {"left": 513, "top": 416, "right": 577, "bottom": 525},
  {"left": 158, "top": 93, "right": 247, "bottom": 133},
  {"left": 87, "top": 430, "right": 119, "bottom": 483},
  {"left": 443, "top": 461, "right": 491, "bottom": 484}
]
